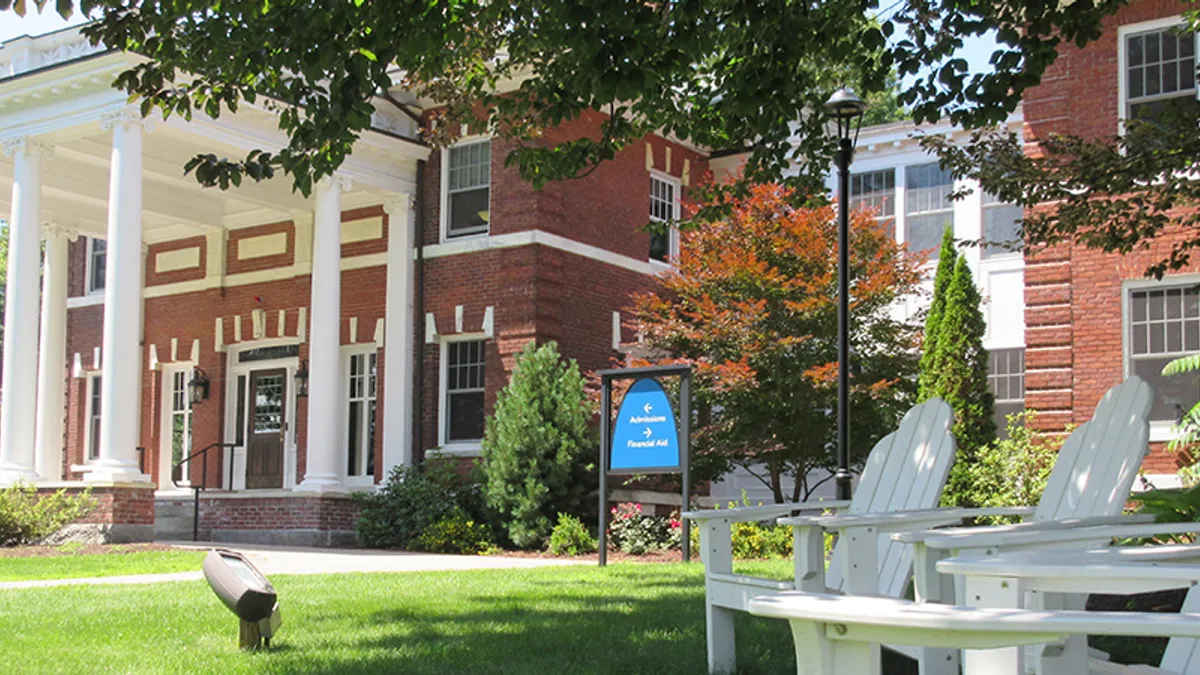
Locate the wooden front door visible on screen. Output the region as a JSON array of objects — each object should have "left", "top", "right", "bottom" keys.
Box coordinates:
[{"left": 245, "top": 369, "right": 286, "bottom": 489}]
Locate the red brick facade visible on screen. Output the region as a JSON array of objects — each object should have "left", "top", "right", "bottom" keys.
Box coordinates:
[
  {"left": 1023, "top": 0, "right": 1198, "bottom": 473},
  {"left": 57, "top": 111, "right": 708, "bottom": 539}
]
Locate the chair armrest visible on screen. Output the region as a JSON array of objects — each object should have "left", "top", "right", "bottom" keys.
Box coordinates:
[
  {"left": 683, "top": 500, "right": 850, "bottom": 523},
  {"left": 920, "top": 515, "right": 1165, "bottom": 551},
  {"left": 891, "top": 513, "right": 1155, "bottom": 546},
  {"left": 780, "top": 506, "right": 1037, "bottom": 531}
]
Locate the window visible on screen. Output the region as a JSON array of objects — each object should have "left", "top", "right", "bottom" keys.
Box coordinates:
[
  {"left": 981, "top": 193, "right": 1024, "bottom": 259},
  {"left": 649, "top": 174, "right": 681, "bottom": 262},
  {"left": 87, "top": 238, "right": 106, "bottom": 293},
  {"left": 346, "top": 351, "right": 378, "bottom": 477},
  {"left": 904, "top": 162, "right": 955, "bottom": 260},
  {"left": 86, "top": 375, "right": 102, "bottom": 460},
  {"left": 445, "top": 140, "right": 491, "bottom": 239},
  {"left": 988, "top": 348, "right": 1025, "bottom": 438},
  {"left": 445, "top": 340, "right": 486, "bottom": 443},
  {"left": 1128, "top": 285, "right": 1200, "bottom": 422},
  {"left": 1125, "top": 25, "right": 1196, "bottom": 123},
  {"left": 169, "top": 371, "right": 193, "bottom": 484},
  {"left": 850, "top": 169, "right": 896, "bottom": 221}
]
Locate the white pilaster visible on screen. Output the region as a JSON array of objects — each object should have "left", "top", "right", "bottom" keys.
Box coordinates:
[
  {"left": 0, "top": 138, "right": 50, "bottom": 484},
  {"left": 382, "top": 194, "right": 416, "bottom": 475},
  {"left": 88, "top": 111, "right": 151, "bottom": 483},
  {"left": 296, "top": 174, "right": 350, "bottom": 492},
  {"left": 34, "top": 223, "right": 75, "bottom": 481}
]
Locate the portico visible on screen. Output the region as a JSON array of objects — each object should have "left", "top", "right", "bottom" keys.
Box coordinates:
[{"left": 0, "top": 28, "right": 427, "bottom": 531}]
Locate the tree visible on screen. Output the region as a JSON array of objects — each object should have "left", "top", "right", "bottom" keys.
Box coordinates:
[
  {"left": 631, "top": 184, "right": 925, "bottom": 502},
  {"left": 925, "top": 256, "right": 996, "bottom": 506},
  {"left": 481, "top": 340, "right": 594, "bottom": 549},
  {"left": 922, "top": 8, "right": 1200, "bottom": 279},
  {"left": 10, "top": 1, "right": 1131, "bottom": 200},
  {"left": 917, "top": 228, "right": 959, "bottom": 399}
]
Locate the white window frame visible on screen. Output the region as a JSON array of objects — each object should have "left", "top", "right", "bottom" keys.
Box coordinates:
[
  {"left": 440, "top": 135, "right": 492, "bottom": 243},
  {"left": 436, "top": 333, "right": 488, "bottom": 456},
  {"left": 341, "top": 345, "right": 379, "bottom": 487},
  {"left": 1122, "top": 274, "right": 1200, "bottom": 441},
  {"left": 159, "top": 364, "right": 196, "bottom": 488},
  {"left": 85, "top": 237, "right": 106, "bottom": 295},
  {"left": 83, "top": 372, "right": 102, "bottom": 463},
  {"left": 1117, "top": 16, "right": 1199, "bottom": 133},
  {"left": 903, "top": 161, "right": 956, "bottom": 261},
  {"left": 648, "top": 170, "right": 681, "bottom": 268}
]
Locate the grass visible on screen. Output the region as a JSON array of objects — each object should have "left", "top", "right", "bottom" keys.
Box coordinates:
[
  {"left": 0, "top": 560, "right": 796, "bottom": 675},
  {"left": 0, "top": 549, "right": 208, "bottom": 582}
]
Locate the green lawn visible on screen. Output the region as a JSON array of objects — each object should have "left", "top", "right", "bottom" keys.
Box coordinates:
[
  {"left": 0, "top": 549, "right": 207, "bottom": 582},
  {"left": 0, "top": 561, "right": 796, "bottom": 675}
]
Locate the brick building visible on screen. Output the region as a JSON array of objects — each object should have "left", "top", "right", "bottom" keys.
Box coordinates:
[
  {"left": 0, "top": 27, "right": 706, "bottom": 544},
  {"left": 1022, "top": 0, "right": 1199, "bottom": 485}
]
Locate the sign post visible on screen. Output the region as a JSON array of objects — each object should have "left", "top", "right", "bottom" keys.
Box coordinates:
[{"left": 598, "top": 364, "right": 692, "bottom": 566}]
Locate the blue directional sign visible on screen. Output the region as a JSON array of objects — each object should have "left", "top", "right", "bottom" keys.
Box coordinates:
[{"left": 610, "top": 378, "right": 680, "bottom": 472}]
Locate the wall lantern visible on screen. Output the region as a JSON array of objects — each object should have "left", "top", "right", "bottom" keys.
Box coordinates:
[
  {"left": 188, "top": 367, "right": 211, "bottom": 404},
  {"left": 294, "top": 359, "right": 309, "bottom": 398}
]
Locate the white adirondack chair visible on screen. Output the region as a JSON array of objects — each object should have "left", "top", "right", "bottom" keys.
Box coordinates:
[
  {"left": 683, "top": 397, "right": 959, "bottom": 675},
  {"left": 1092, "top": 587, "right": 1200, "bottom": 674},
  {"left": 770, "top": 377, "right": 1154, "bottom": 675},
  {"left": 746, "top": 591, "right": 1200, "bottom": 675},
  {"left": 893, "top": 376, "right": 1155, "bottom": 607}
]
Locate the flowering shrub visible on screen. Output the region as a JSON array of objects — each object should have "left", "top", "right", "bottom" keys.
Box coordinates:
[
  {"left": 416, "top": 508, "right": 492, "bottom": 554},
  {"left": 607, "top": 502, "right": 682, "bottom": 554}
]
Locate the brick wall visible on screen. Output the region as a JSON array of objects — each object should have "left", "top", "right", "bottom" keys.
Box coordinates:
[
  {"left": 37, "top": 486, "right": 156, "bottom": 526},
  {"left": 1023, "top": 0, "right": 1198, "bottom": 472},
  {"left": 197, "top": 495, "right": 361, "bottom": 532}
]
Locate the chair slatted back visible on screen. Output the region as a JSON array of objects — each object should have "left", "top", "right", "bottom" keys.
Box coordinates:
[
  {"left": 1036, "top": 377, "right": 1152, "bottom": 523},
  {"left": 827, "top": 397, "right": 957, "bottom": 597}
]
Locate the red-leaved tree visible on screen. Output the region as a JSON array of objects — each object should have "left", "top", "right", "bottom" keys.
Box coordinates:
[{"left": 631, "top": 184, "right": 925, "bottom": 502}]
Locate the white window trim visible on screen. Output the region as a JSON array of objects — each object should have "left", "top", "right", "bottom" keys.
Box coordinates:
[
  {"left": 1117, "top": 15, "right": 1199, "bottom": 134},
  {"left": 158, "top": 363, "right": 197, "bottom": 488},
  {"left": 1122, "top": 274, "right": 1200, "bottom": 442},
  {"left": 81, "top": 371, "right": 102, "bottom": 466},
  {"left": 341, "top": 345, "right": 379, "bottom": 486},
  {"left": 436, "top": 333, "right": 488, "bottom": 456},
  {"left": 85, "top": 237, "right": 106, "bottom": 296},
  {"left": 440, "top": 135, "right": 492, "bottom": 244},
  {"left": 648, "top": 170, "right": 682, "bottom": 269}
]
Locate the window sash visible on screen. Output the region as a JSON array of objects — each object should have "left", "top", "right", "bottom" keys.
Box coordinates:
[
  {"left": 88, "top": 239, "right": 107, "bottom": 293},
  {"left": 1125, "top": 27, "right": 1196, "bottom": 104},
  {"left": 88, "top": 376, "right": 102, "bottom": 460},
  {"left": 446, "top": 140, "right": 491, "bottom": 238},
  {"left": 850, "top": 169, "right": 895, "bottom": 219},
  {"left": 444, "top": 340, "right": 486, "bottom": 442},
  {"left": 346, "top": 352, "right": 377, "bottom": 477}
]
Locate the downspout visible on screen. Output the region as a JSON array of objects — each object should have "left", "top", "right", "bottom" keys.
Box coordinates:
[{"left": 412, "top": 159, "right": 427, "bottom": 469}]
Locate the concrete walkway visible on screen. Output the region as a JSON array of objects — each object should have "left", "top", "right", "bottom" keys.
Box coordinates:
[{"left": 0, "top": 542, "right": 585, "bottom": 590}]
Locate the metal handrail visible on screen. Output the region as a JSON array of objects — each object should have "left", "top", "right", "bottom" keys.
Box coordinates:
[{"left": 171, "top": 442, "right": 237, "bottom": 541}]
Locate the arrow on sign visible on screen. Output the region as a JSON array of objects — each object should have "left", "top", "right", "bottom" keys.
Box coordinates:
[
  {"left": 643, "top": 428, "right": 653, "bottom": 439},
  {"left": 643, "top": 402, "right": 653, "bottom": 414}
]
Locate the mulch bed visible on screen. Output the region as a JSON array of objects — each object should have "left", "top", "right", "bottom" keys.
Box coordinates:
[
  {"left": 0, "top": 543, "right": 180, "bottom": 558},
  {"left": 497, "top": 549, "right": 696, "bottom": 563}
]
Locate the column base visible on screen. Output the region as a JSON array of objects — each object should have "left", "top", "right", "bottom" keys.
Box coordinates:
[
  {"left": 83, "top": 460, "right": 151, "bottom": 485},
  {"left": 294, "top": 474, "right": 344, "bottom": 493},
  {"left": 0, "top": 464, "right": 41, "bottom": 487}
]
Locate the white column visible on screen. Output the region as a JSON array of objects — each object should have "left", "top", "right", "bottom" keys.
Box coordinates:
[
  {"left": 382, "top": 194, "right": 416, "bottom": 475},
  {"left": 0, "top": 138, "right": 50, "bottom": 484},
  {"left": 33, "top": 224, "right": 75, "bottom": 481},
  {"left": 296, "top": 174, "right": 350, "bottom": 492},
  {"left": 88, "top": 111, "right": 150, "bottom": 483}
]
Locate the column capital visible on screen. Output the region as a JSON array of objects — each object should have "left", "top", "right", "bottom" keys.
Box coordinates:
[
  {"left": 2, "top": 137, "right": 53, "bottom": 159},
  {"left": 40, "top": 222, "right": 79, "bottom": 242},
  {"left": 318, "top": 172, "right": 353, "bottom": 193},
  {"left": 100, "top": 108, "right": 157, "bottom": 133},
  {"left": 382, "top": 192, "right": 416, "bottom": 216}
]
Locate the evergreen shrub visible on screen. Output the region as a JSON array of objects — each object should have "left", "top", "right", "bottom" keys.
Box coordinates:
[
  {"left": 482, "top": 340, "right": 595, "bottom": 549},
  {"left": 355, "top": 461, "right": 490, "bottom": 549},
  {"left": 0, "top": 484, "right": 96, "bottom": 546},
  {"left": 546, "top": 513, "right": 597, "bottom": 556}
]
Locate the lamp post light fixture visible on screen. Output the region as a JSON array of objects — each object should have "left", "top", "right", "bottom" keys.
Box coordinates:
[
  {"left": 824, "top": 87, "right": 867, "bottom": 501},
  {"left": 187, "top": 367, "right": 211, "bottom": 405},
  {"left": 294, "top": 359, "right": 309, "bottom": 398}
]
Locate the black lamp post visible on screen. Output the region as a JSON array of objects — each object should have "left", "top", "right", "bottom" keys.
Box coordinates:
[{"left": 824, "top": 87, "right": 867, "bottom": 501}]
